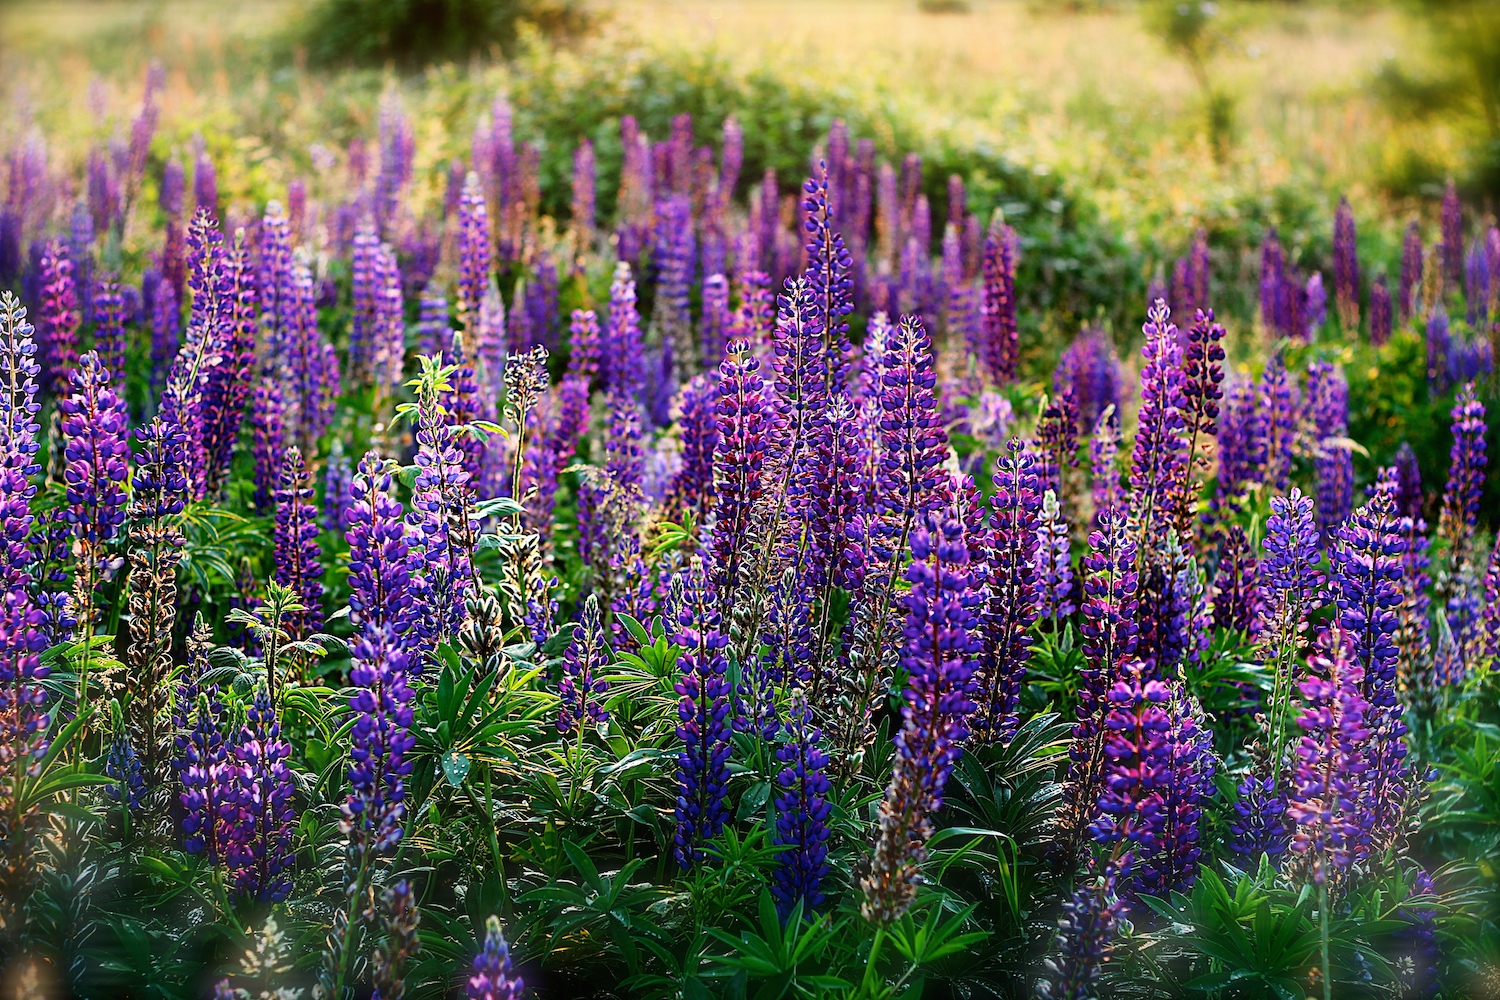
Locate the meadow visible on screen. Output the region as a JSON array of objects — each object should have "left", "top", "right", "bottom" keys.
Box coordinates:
[{"left": 0, "top": 0, "right": 1497, "bottom": 997}]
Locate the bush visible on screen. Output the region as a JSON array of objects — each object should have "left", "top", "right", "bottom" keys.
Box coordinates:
[{"left": 298, "top": 0, "right": 596, "bottom": 68}]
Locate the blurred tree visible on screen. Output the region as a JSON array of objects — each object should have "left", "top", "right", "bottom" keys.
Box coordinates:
[
  {"left": 1144, "top": 0, "right": 1236, "bottom": 164},
  {"left": 298, "top": 0, "right": 596, "bottom": 68}
]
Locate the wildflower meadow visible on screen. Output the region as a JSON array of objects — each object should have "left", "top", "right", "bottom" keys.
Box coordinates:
[{"left": 0, "top": 1, "right": 1498, "bottom": 997}]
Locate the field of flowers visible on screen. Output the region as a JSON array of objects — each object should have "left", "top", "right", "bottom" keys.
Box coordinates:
[{"left": 1, "top": 2, "right": 1499, "bottom": 998}]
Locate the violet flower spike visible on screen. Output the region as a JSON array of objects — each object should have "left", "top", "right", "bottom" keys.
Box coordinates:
[{"left": 672, "top": 561, "right": 733, "bottom": 870}]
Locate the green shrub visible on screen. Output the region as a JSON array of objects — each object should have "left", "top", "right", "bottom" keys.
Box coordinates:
[{"left": 298, "top": 0, "right": 596, "bottom": 68}]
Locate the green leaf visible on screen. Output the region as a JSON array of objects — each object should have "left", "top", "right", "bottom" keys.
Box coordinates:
[{"left": 441, "top": 750, "right": 471, "bottom": 787}]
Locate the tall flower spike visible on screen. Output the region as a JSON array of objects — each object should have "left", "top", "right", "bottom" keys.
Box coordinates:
[
  {"left": 801, "top": 163, "right": 854, "bottom": 396},
  {"left": 1211, "top": 526, "right": 1259, "bottom": 633},
  {"left": 126, "top": 417, "right": 189, "bottom": 785},
  {"left": 571, "top": 138, "right": 596, "bottom": 243},
  {"left": 0, "top": 293, "right": 42, "bottom": 480},
  {"left": 558, "top": 594, "right": 611, "bottom": 736},
  {"left": 1036, "top": 488, "right": 1075, "bottom": 621},
  {"left": 1129, "top": 299, "right": 1189, "bottom": 546},
  {"left": 468, "top": 916, "right": 524, "bottom": 1000},
  {"left": 1258, "top": 352, "right": 1299, "bottom": 494},
  {"left": 971, "top": 440, "right": 1042, "bottom": 745},
  {"left": 344, "top": 451, "right": 414, "bottom": 642},
  {"left": 272, "top": 447, "right": 323, "bottom": 641},
  {"left": 862, "top": 514, "right": 984, "bottom": 924},
  {"left": 1308, "top": 361, "right": 1354, "bottom": 539},
  {"left": 1400, "top": 221, "right": 1423, "bottom": 321},
  {"left": 672, "top": 561, "right": 733, "bottom": 870},
  {"left": 1369, "top": 275, "right": 1392, "bottom": 346},
  {"left": 341, "top": 627, "right": 416, "bottom": 861},
  {"left": 227, "top": 689, "right": 297, "bottom": 902},
  {"left": 1333, "top": 196, "right": 1360, "bottom": 330},
  {"left": 1437, "top": 382, "right": 1487, "bottom": 562},
  {"left": 567, "top": 308, "right": 601, "bottom": 384},
  {"left": 1174, "top": 308, "right": 1225, "bottom": 533},
  {"left": 1286, "top": 641, "right": 1372, "bottom": 885},
  {"left": 771, "top": 699, "right": 833, "bottom": 919},
  {"left": 1039, "top": 875, "right": 1125, "bottom": 1000},
  {"left": 60, "top": 351, "right": 129, "bottom": 651},
  {"left": 979, "top": 224, "right": 1019, "bottom": 385},
  {"left": 604, "top": 262, "right": 644, "bottom": 402},
  {"left": 1089, "top": 405, "right": 1124, "bottom": 525},
  {"left": 1059, "top": 507, "right": 1140, "bottom": 852},
  {"left": 709, "top": 340, "right": 770, "bottom": 602},
  {"left": 1439, "top": 179, "right": 1463, "bottom": 285},
  {"left": 90, "top": 273, "right": 126, "bottom": 379},
  {"left": 457, "top": 171, "right": 491, "bottom": 331},
  {"left": 37, "top": 239, "right": 81, "bottom": 393}
]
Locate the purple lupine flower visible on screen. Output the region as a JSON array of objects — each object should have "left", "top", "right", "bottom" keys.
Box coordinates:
[
  {"left": 457, "top": 172, "right": 491, "bottom": 331},
  {"left": 571, "top": 138, "right": 596, "bottom": 241},
  {"left": 193, "top": 147, "right": 218, "bottom": 220},
  {"left": 1396, "top": 868, "right": 1441, "bottom": 1000},
  {"left": 1036, "top": 488, "right": 1074, "bottom": 621},
  {"left": 344, "top": 450, "right": 414, "bottom": 643},
  {"left": 201, "top": 233, "right": 259, "bottom": 498},
  {"left": 1258, "top": 492, "right": 1326, "bottom": 778},
  {"left": 1176, "top": 308, "right": 1226, "bottom": 520},
  {"left": 1211, "top": 526, "right": 1259, "bottom": 633},
  {"left": 664, "top": 373, "right": 719, "bottom": 521},
  {"left": 1258, "top": 352, "right": 1299, "bottom": 493},
  {"left": 1308, "top": 361, "right": 1354, "bottom": 538},
  {"left": 1060, "top": 508, "right": 1140, "bottom": 849},
  {"left": 0, "top": 579, "right": 51, "bottom": 795},
  {"left": 801, "top": 163, "right": 854, "bottom": 396},
  {"left": 673, "top": 560, "right": 733, "bottom": 870},
  {"left": 1437, "top": 382, "right": 1487, "bottom": 559},
  {"left": 375, "top": 90, "right": 414, "bottom": 237},
  {"left": 1426, "top": 309, "right": 1451, "bottom": 393},
  {"left": 754, "top": 569, "right": 811, "bottom": 731},
  {"left": 1260, "top": 227, "right": 1285, "bottom": 337},
  {"left": 1089, "top": 406, "right": 1124, "bottom": 525},
  {"left": 249, "top": 377, "right": 285, "bottom": 513},
  {"left": 1375, "top": 465, "right": 1434, "bottom": 687},
  {"left": 468, "top": 916, "right": 524, "bottom": 1000},
  {"left": 1128, "top": 300, "right": 1189, "bottom": 543},
  {"left": 1055, "top": 329, "right": 1123, "bottom": 436},
  {"left": 417, "top": 283, "right": 454, "bottom": 361},
  {"left": 227, "top": 690, "right": 297, "bottom": 902},
  {"left": 1090, "top": 668, "right": 1213, "bottom": 899},
  {"left": 771, "top": 700, "right": 833, "bottom": 919},
  {"left": 349, "top": 219, "right": 382, "bottom": 385},
  {"left": 653, "top": 195, "right": 696, "bottom": 375},
  {"left": 257, "top": 202, "right": 296, "bottom": 358},
  {"left": 707, "top": 340, "right": 770, "bottom": 602},
  {"left": 527, "top": 250, "right": 560, "bottom": 352},
  {"left": 1286, "top": 642, "right": 1372, "bottom": 883},
  {"left": 89, "top": 274, "right": 126, "bottom": 390},
  {"left": 1228, "top": 773, "right": 1290, "bottom": 861},
  {"left": 972, "top": 440, "right": 1042, "bottom": 745},
  {"left": 1369, "top": 274, "right": 1392, "bottom": 346},
  {"left": 568, "top": 308, "right": 601, "bottom": 386},
  {"left": 1333, "top": 196, "right": 1360, "bottom": 330},
  {"left": 868, "top": 314, "right": 948, "bottom": 572},
  {"left": 36, "top": 240, "right": 81, "bottom": 393},
  {"left": 1394, "top": 442, "right": 1424, "bottom": 522},
  {"left": 59, "top": 351, "right": 129, "bottom": 547},
  {"left": 1039, "top": 875, "right": 1125, "bottom": 1000},
  {"left": 272, "top": 447, "right": 324, "bottom": 640},
  {"left": 700, "top": 273, "right": 731, "bottom": 370},
  {"left": 286, "top": 255, "right": 340, "bottom": 451},
  {"left": 322, "top": 441, "right": 352, "bottom": 535},
  {"left": 178, "top": 694, "right": 233, "bottom": 861},
  {"left": 87, "top": 147, "right": 118, "bottom": 237},
  {"left": 1213, "top": 376, "right": 1263, "bottom": 518},
  {"left": 979, "top": 224, "right": 1019, "bottom": 386},
  {"left": 1439, "top": 179, "right": 1463, "bottom": 285},
  {"left": 104, "top": 734, "right": 147, "bottom": 815},
  {"left": 862, "top": 513, "right": 984, "bottom": 924},
  {"left": 1331, "top": 494, "right": 1406, "bottom": 713},
  {"left": 558, "top": 594, "right": 610, "bottom": 736},
  {"left": 1466, "top": 234, "right": 1491, "bottom": 326},
  {"left": 160, "top": 158, "right": 187, "bottom": 303},
  {"left": 342, "top": 627, "right": 416, "bottom": 859},
  {"left": 1033, "top": 387, "right": 1079, "bottom": 508},
  {"left": 406, "top": 360, "right": 478, "bottom": 653},
  {"left": 1400, "top": 221, "right": 1423, "bottom": 321},
  {"left": 604, "top": 262, "right": 644, "bottom": 402},
  {"left": 768, "top": 276, "right": 830, "bottom": 566}
]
